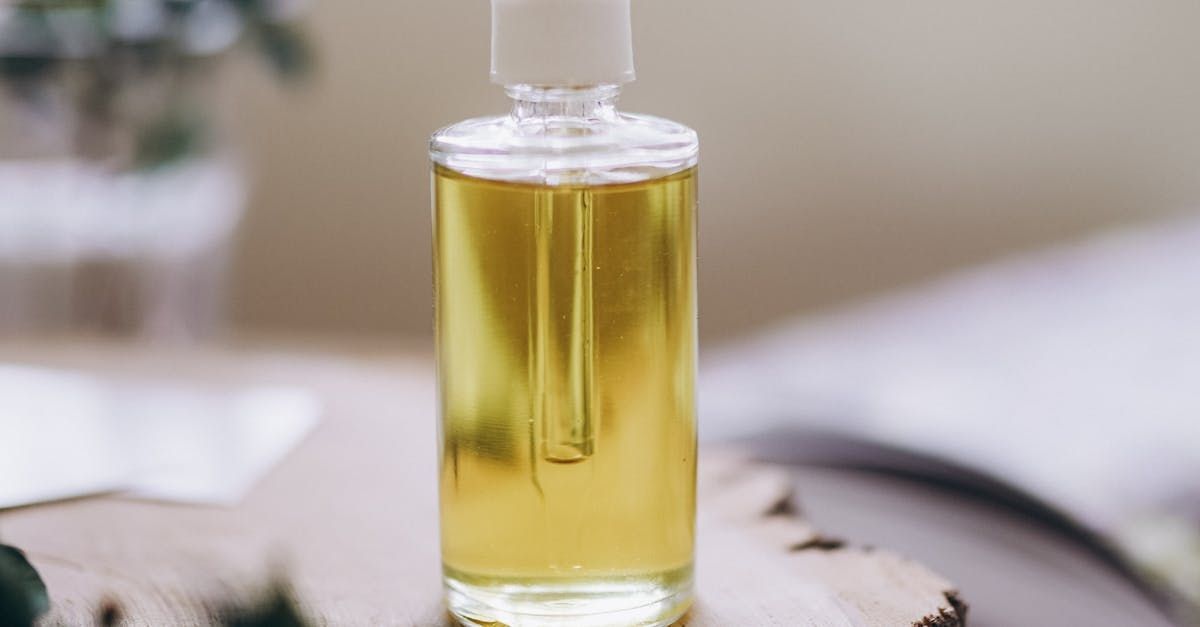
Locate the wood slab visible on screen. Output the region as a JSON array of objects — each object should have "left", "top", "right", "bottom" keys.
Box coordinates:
[{"left": 0, "top": 344, "right": 965, "bottom": 625}]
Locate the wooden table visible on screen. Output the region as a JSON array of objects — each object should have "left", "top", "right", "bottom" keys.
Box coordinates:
[{"left": 0, "top": 342, "right": 965, "bottom": 625}]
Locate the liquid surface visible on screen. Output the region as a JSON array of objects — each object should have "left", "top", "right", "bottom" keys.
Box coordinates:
[{"left": 433, "top": 165, "right": 698, "bottom": 613}]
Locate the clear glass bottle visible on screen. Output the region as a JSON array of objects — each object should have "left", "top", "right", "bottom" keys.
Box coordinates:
[{"left": 430, "top": 2, "right": 698, "bottom": 625}]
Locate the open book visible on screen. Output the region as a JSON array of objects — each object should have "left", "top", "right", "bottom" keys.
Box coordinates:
[{"left": 701, "top": 213, "right": 1200, "bottom": 614}]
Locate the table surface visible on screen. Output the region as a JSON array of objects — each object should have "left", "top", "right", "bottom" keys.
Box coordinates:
[{"left": 0, "top": 342, "right": 963, "bottom": 626}]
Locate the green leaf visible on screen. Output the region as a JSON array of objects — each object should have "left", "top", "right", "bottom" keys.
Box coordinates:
[
  {"left": 0, "top": 545, "right": 50, "bottom": 627},
  {"left": 254, "top": 22, "right": 312, "bottom": 81},
  {"left": 0, "top": 7, "right": 60, "bottom": 82},
  {"left": 132, "top": 108, "right": 206, "bottom": 169},
  {"left": 229, "top": 0, "right": 270, "bottom": 19},
  {"left": 164, "top": 0, "right": 203, "bottom": 17},
  {"left": 0, "top": 56, "right": 58, "bottom": 82}
]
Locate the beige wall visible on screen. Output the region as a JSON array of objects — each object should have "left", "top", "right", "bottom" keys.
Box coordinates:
[{"left": 229, "top": 0, "right": 1200, "bottom": 342}]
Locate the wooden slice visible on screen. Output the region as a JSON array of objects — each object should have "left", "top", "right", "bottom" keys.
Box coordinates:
[{"left": 0, "top": 346, "right": 964, "bottom": 625}]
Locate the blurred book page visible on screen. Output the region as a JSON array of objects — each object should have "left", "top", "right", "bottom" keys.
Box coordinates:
[{"left": 702, "top": 214, "right": 1200, "bottom": 532}]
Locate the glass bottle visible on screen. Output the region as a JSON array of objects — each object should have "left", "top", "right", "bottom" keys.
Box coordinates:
[{"left": 429, "top": 1, "right": 698, "bottom": 625}]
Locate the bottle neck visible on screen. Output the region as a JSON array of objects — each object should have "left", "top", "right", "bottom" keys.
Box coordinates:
[{"left": 506, "top": 84, "right": 621, "bottom": 123}]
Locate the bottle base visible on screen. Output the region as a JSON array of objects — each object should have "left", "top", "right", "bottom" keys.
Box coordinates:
[{"left": 444, "top": 566, "right": 693, "bottom": 627}]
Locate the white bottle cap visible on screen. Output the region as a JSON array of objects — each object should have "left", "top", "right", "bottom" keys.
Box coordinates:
[{"left": 491, "top": 0, "right": 635, "bottom": 86}]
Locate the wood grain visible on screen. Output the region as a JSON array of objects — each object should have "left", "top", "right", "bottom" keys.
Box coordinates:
[{"left": 0, "top": 344, "right": 964, "bottom": 626}]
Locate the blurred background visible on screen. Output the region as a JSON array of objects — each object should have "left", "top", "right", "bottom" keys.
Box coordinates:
[
  {"left": 225, "top": 0, "right": 1200, "bottom": 342},
  {"left": 2, "top": 0, "right": 1199, "bottom": 624},
  {"left": 5, "top": 0, "right": 1200, "bottom": 341}
]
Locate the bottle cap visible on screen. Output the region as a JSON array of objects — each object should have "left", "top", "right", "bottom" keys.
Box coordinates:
[{"left": 491, "top": 0, "right": 635, "bottom": 86}]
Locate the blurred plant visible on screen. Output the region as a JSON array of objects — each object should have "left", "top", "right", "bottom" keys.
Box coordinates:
[
  {"left": 0, "top": 539, "right": 314, "bottom": 626},
  {"left": 0, "top": 544, "right": 49, "bottom": 627},
  {"left": 215, "top": 577, "right": 314, "bottom": 627},
  {"left": 0, "top": 0, "right": 313, "bottom": 170}
]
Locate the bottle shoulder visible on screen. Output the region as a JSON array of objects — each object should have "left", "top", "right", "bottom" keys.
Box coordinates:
[{"left": 430, "top": 112, "right": 698, "bottom": 186}]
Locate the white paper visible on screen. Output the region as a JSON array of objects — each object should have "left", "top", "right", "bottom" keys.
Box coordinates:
[
  {"left": 0, "top": 365, "right": 131, "bottom": 508},
  {"left": 0, "top": 365, "right": 320, "bottom": 509},
  {"left": 118, "top": 384, "right": 320, "bottom": 505}
]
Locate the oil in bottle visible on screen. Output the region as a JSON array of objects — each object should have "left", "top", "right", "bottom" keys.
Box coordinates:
[{"left": 429, "top": 1, "right": 699, "bottom": 624}]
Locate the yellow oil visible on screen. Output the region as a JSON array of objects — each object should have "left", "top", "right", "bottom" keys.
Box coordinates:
[{"left": 433, "top": 164, "right": 698, "bottom": 623}]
